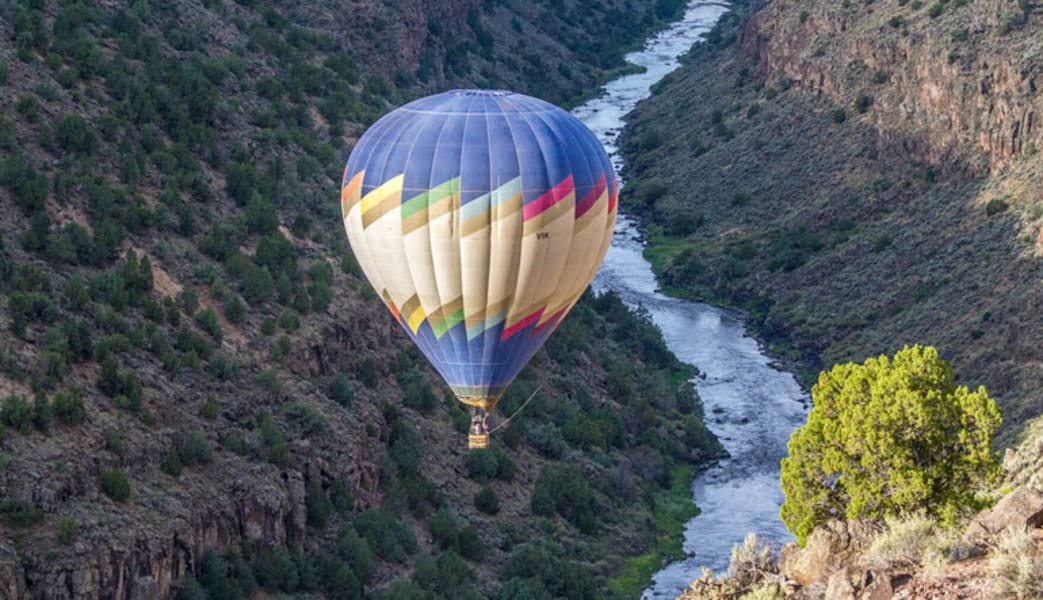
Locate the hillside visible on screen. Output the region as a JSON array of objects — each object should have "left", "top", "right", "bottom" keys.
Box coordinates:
[
  {"left": 619, "top": 0, "right": 1043, "bottom": 434},
  {"left": 0, "top": 1, "right": 725, "bottom": 598}
]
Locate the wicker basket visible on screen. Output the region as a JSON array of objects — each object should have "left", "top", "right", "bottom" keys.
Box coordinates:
[{"left": 468, "top": 433, "right": 490, "bottom": 449}]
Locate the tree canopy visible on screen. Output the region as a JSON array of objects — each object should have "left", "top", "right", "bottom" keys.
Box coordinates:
[{"left": 780, "top": 345, "right": 1001, "bottom": 545}]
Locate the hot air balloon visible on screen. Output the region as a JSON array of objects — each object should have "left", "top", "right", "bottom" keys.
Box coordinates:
[{"left": 340, "top": 89, "right": 617, "bottom": 448}]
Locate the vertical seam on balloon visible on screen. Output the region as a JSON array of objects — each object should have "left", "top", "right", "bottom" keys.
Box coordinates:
[
  {"left": 452, "top": 94, "right": 476, "bottom": 395},
  {"left": 492, "top": 99, "right": 530, "bottom": 391},
  {"left": 478, "top": 112, "right": 509, "bottom": 394},
  {"left": 496, "top": 105, "right": 552, "bottom": 387},
  {"left": 462, "top": 102, "right": 490, "bottom": 398},
  {"left": 372, "top": 114, "right": 417, "bottom": 305},
  {"left": 419, "top": 101, "right": 458, "bottom": 389},
  {"left": 393, "top": 113, "right": 447, "bottom": 383},
  {"left": 477, "top": 105, "right": 500, "bottom": 398},
  {"left": 527, "top": 105, "right": 578, "bottom": 333},
  {"left": 348, "top": 111, "right": 405, "bottom": 306}
]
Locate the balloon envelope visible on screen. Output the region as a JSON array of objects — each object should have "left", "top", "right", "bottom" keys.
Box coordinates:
[{"left": 341, "top": 89, "right": 617, "bottom": 411}]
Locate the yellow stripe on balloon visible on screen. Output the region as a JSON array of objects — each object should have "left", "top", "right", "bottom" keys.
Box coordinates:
[
  {"left": 360, "top": 175, "right": 405, "bottom": 228},
  {"left": 406, "top": 304, "right": 427, "bottom": 333}
]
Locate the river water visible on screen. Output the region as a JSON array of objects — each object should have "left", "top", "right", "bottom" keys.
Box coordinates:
[{"left": 571, "top": 2, "right": 811, "bottom": 598}]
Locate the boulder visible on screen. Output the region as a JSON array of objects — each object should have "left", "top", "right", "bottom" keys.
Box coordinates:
[
  {"left": 963, "top": 486, "right": 1043, "bottom": 547},
  {"left": 781, "top": 519, "right": 883, "bottom": 587},
  {"left": 825, "top": 565, "right": 857, "bottom": 600},
  {"left": 860, "top": 568, "right": 894, "bottom": 600}
]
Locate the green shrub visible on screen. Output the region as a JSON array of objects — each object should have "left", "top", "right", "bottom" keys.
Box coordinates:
[
  {"left": 464, "top": 449, "right": 500, "bottom": 481},
  {"left": 528, "top": 424, "right": 566, "bottom": 458},
  {"left": 54, "top": 113, "right": 97, "bottom": 156},
  {"left": 161, "top": 448, "right": 183, "bottom": 477},
  {"left": 223, "top": 433, "right": 248, "bottom": 456},
  {"left": 52, "top": 386, "right": 84, "bottom": 424},
  {"left": 474, "top": 485, "right": 500, "bottom": 515},
  {"left": 194, "top": 306, "right": 222, "bottom": 342},
  {"left": 353, "top": 508, "right": 417, "bottom": 563},
  {"left": 103, "top": 429, "right": 124, "bottom": 455},
  {"left": 986, "top": 198, "right": 1009, "bottom": 216},
  {"left": 335, "top": 526, "right": 374, "bottom": 584},
  {"left": 832, "top": 108, "right": 847, "bottom": 123},
  {"left": 56, "top": 516, "right": 77, "bottom": 544},
  {"left": 781, "top": 345, "right": 1001, "bottom": 545},
  {"left": 1, "top": 395, "right": 32, "bottom": 434},
  {"left": 224, "top": 296, "right": 246, "bottom": 324},
  {"left": 530, "top": 465, "right": 598, "bottom": 533},
  {"left": 257, "top": 368, "right": 281, "bottom": 393},
  {"left": 306, "top": 480, "right": 333, "bottom": 529},
  {"left": 253, "top": 547, "right": 299, "bottom": 593},
  {"left": 278, "top": 308, "right": 300, "bottom": 331},
  {"left": 323, "top": 561, "right": 361, "bottom": 599},
  {"left": 330, "top": 479, "right": 353, "bottom": 514},
  {"left": 464, "top": 447, "right": 517, "bottom": 482},
  {"left": 402, "top": 378, "right": 437, "bottom": 411},
  {"left": 258, "top": 413, "right": 289, "bottom": 466},
  {"left": 182, "top": 431, "right": 213, "bottom": 465},
  {"left": 356, "top": 358, "right": 379, "bottom": 388},
  {"left": 260, "top": 316, "right": 276, "bottom": 335},
  {"left": 429, "top": 509, "right": 483, "bottom": 557},
  {"left": 502, "top": 543, "right": 595, "bottom": 599},
  {"left": 856, "top": 94, "right": 873, "bottom": 113},
  {"left": 201, "top": 396, "right": 218, "bottom": 420},
  {"left": 101, "top": 469, "right": 131, "bottom": 501},
  {"left": 872, "top": 234, "right": 894, "bottom": 252},
  {"left": 497, "top": 577, "right": 552, "bottom": 600},
  {"left": 329, "top": 373, "right": 353, "bottom": 406},
  {"left": 0, "top": 501, "right": 44, "bottom": 527}
]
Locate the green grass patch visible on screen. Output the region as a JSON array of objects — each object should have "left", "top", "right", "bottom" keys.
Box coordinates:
[
  {"left": 607, "top": 466, "right": 699, "bottom": 597},
  {"left": 642, "top": 227, "right": 700, "bottom": 274}
]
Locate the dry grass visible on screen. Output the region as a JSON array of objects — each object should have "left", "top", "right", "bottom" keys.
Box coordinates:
[
  {"left": 739, "top": 583, "right": 784, "bottom": 600},
  {"left": 729, "top": 533, "right": 778, "bottom": 586},
  {"left": 680, "top": 534, "right": 782, "bottom": 599},
  {"left": 864, "top": 513, "right": 966, "bottom": 573},
  {"left": 989, "top": 528, "right": 1043, "bottom": 599},
  {"left": 865, "top": 513, "right": 935, "bottom": 567}
]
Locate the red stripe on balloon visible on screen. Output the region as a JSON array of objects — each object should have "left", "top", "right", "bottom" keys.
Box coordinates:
[
  {"left": 501, "top": 308, "right": 544, "bottom": 340},
  {"left": 534, "top": 307, "right": 567, "bottom": 333},
  {"left": 522, "top": 175, "right": 575, "bottom": 221},
  {"left": 575, "top": 173, "right": 607, "bottom": 219}
]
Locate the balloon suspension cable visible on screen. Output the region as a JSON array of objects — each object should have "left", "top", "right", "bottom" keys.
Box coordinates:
[{"left": 488, "top": 385, "right": 542, "bottom": 434}]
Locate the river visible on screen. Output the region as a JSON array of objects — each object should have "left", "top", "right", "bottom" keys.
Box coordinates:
[{"left": 570, "top": 2, "right": 811, "bottom": 598}]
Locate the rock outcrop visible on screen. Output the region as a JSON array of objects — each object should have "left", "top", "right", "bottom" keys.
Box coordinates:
[
  {"left": 738, "top": 0, "right": 1043, "bottom": 173},
  {"left": 964, "top": 486, "right": 1043, "bottom": 548}
]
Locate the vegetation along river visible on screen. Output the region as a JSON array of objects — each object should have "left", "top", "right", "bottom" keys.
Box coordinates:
[{"left": 572, "top": 2, "right": 811, "bottom": 597}]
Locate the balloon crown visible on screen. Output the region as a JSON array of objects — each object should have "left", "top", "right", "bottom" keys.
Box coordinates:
[{"left": 446, "top": 89, "right": 513, "bottom": 97}]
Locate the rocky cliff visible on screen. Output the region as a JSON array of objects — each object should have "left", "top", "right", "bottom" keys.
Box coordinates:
[{"left": 739, "top": 0, "right": 1043, "bottom": 173}]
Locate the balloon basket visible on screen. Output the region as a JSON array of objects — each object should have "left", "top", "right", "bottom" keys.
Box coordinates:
[{"left": 468, "top": 433, "right": 490, "bottom": 449}]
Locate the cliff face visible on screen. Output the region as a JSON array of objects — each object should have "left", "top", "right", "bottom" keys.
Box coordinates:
[
  {"left": 619, "top": 0, "right": 1043, "bottom": 432},
  {"left": 739, "top": 0, "right": 1043, "bottom": 172}
]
